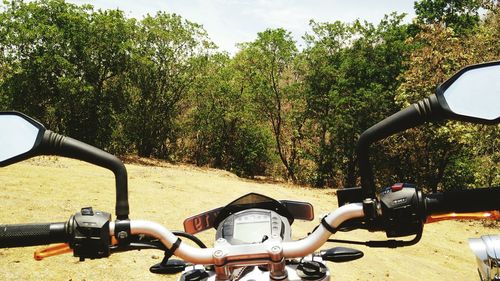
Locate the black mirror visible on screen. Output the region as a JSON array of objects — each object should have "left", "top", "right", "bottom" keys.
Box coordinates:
[
  {"left": 437, "top": 61, "right": 500, "bottom": 124},
  {"left": 0, "top": 112, "right": 45, "bottom": 166},
  {"left": 0, "top": 111, "right": 130, "bottom": 220},
  {"left": 349, "top": 60, "right": 500, "bottom": 201}
]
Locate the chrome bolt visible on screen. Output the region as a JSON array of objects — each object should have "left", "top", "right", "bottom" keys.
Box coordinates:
[{"left": 117, "top": 231, "right": 128, "bottom": 240}]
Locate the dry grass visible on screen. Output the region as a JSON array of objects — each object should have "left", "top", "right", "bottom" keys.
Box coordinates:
[{"left": 0, "top": 156, "right": 493, "bottom": 280}]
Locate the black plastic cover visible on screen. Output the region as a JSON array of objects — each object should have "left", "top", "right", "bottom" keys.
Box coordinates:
[
  {"left": 320, "top": 247, "right": 364, "bottom": 263},
  {"left": 379, "top": 184, "right": 424, "bottom": 238},
  {"left": 296, "top": 261, "right": 328, "bottom": 280},
  {"left": 337, "top": 187, "right": 364, "bottom": 206},
  {"left": 213, "top": 193, "right": 294, "bottom": 228},
  {"left": 180, "top": 269, "right": 209, "bottom": 281},
  {"left": 150, "top": 259, "right": 187, "bottom": 275},
  {"left": 68, "top": 207, "right": 111, "bottom": 260}
]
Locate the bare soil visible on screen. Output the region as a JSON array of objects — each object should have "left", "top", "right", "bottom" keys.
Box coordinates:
[{"left": 0, "top": 157, "right": 494, "bottom": 280}]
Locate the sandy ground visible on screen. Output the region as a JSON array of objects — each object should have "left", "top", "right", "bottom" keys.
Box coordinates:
[{"left": 0, "top": 156, "right": 495, "bottom": 280}]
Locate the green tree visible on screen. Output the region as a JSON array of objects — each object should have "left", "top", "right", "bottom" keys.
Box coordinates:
[
  {"left": 386, "top": 5, "right": 500, "bottom": 191},
  {"left": 235, "top": 28, "right": 304, "bottom": 182},
  {"left": 188, "top": 53, "right": 272, "bottom": 176},
  {"left": 0, "top": 0, "right": 133, "bottom": 150},
  {"left": 1, "top": 0, "right": 91, "bottom": 127},
  {"left": 124, "top": 12, "right": 212, "bottom": 159},
  {"left": 0, "top": 48, "right": 9, "bottom": 110},
  {"left": 414, "top": 0, "right": 488, "bottom": 34},
  {"left": 394, "top": 24, "right": 477, "bottom": 192},
  {"left": 466, "top": 7, "right": 500, "bottom": 187},
  {"left": 72, "top": 9, "right": 134, "bottom": 149},
  {"left": 302, "top": 14, "right": 412, "bottom": 188},
  {"left": 470, "top": 126, "right": 500, "bottom": 187}
]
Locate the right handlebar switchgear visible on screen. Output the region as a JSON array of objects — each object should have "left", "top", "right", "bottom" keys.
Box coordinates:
[{"left": 378, "top": 183, "right": 424, "bottom": 238}]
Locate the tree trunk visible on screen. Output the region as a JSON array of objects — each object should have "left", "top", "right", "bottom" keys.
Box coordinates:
[{"left": 345, "top": 156, "right": 357, "bottom": 188}]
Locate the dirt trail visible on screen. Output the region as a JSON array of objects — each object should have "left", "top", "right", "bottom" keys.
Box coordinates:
[{"left": 0, "top": 157, "right": 493, "bottom": 280}]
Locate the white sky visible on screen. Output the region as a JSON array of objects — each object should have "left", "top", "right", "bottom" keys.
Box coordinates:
[{"left": 66, "top": 0, "right": 417, "bottom": 54}]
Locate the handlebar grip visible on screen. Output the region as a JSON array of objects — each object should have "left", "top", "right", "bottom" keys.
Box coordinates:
[
  {"left": 0, "top": 222, "right": 68, "bottom": 248},
  {"left": 424, "top": 187, "right": 500, "bottom": 216}
]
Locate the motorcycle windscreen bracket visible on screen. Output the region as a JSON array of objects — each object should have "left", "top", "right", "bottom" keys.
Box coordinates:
[{"left": 183, "top": 200, "right": 314, "bottom": 234}]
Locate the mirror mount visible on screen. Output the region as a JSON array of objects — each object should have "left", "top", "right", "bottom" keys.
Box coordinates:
[
  {"left": 38, "top": 130, "right": 129, "bottom": 220},
  {"left": 354, "top": 60, "right": 500, "bottom": 202},
  {"left": 0, "top": 112, "right": 129, "bottom": 220},
  {"left": 356, "top": 95, "right": 444, "bottom": 199}
]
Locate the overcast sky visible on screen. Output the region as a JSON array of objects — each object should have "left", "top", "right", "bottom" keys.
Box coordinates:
[{"left": 66, "top": 0, "right": 417, "bottom": 54}]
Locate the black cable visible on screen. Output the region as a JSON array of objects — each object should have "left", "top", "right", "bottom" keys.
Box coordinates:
[
  {"left": 110, "top": 242, "right": 166, "bottom": 253},
  {"left": 326, "top": 231, "right": 422, "bottom": 248},
  {"left": 172, "top": 231, "right": 207, "bottom": 248},
  {"left": 302, "top": 215, "right": 423, "bottom": 249},
  {"left": 110, "top": 231, "right": 207, "bottom": 254}
]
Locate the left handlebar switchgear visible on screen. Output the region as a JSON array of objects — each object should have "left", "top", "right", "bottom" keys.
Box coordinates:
[
  {"left": 0, "top": 207, "right": 114, "bottom": 261},
  {"left": 67, "top": 207, "right": 112, "bottom": 261}
]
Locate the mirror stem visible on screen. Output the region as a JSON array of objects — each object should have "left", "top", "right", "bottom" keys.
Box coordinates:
[
  {"left": 357, "top": 94, "right": 443, "bottom": 199},
  {"left": 38, "top": 130, "right": 129, "bottom": 220}
]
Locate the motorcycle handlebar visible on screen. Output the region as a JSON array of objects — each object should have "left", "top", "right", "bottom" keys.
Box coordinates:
[
  {"left": 1, "top": 187, "right": 497, "bottom": 263},
  {"left": 424, "top": 187, "right": 500, "bottom": 216},
  {"left": 0, "top": 222, "right": 68, "bottom": 248},
  {"left": 128, "top": 187, "right": 497, "bottom": 265},
  {"left": 108, "top": 203, "right": 366, "bottom": 265}
]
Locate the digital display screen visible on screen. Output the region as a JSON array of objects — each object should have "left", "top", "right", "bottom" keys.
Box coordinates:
[{"left": 233, "top": 220, "right": 271, "bottom": 243}]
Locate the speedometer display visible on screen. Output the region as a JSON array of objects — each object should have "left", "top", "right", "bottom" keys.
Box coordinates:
[
  {"left": 233, "top": 220, "right": 271, "bottom": 243},
  {"left": 216, "top": 209, "right": 290, "bottom": 245}
]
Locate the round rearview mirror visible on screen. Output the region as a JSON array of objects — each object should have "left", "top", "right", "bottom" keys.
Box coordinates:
[
  {"left": 437, "top": 61, "right": 500, "bottom": 124},
  {"left": 0, "top": 112, "right": 45, "bottom": 166}
]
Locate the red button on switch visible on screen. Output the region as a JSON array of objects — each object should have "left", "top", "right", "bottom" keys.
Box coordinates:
[{"left": 391, "top": 183, "right": 404, "bottom": 192}]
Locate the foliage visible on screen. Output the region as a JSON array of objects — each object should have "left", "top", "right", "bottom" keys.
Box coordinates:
[
  {"left": 0, "top": 0, "right": 497, "bottom": 190},
  {"left": 393, "top": 16, "right": 500, "bottom": 192},
  {"left": 234, "top": 28, "right": 304, "bottom": 182},
  {"left": 0, "top": 0, "right": 134, "bottom": 149},
  {"left": 188, "top": 53, "right": 272, "bottom": 176},
  {"left": 414, "top": 0, "right": 488, "bottom": 34},
  {"left": 301, "top": 14, "right": 413, "bottom": 187},
  {"left": 123, "top": 12, "right": 211, "bottom": 158}
]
